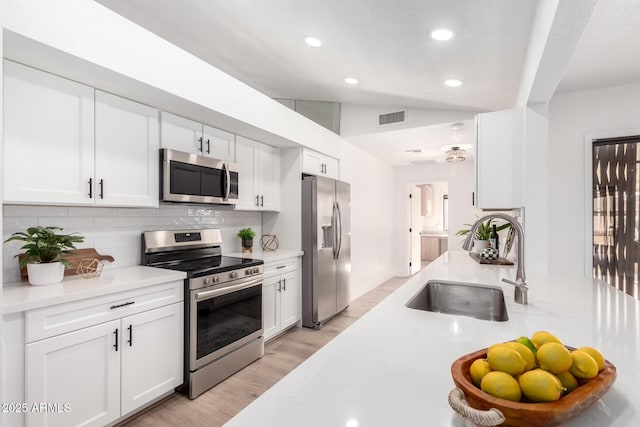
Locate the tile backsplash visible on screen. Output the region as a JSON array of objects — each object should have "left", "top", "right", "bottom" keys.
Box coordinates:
[{"left": 2, "top": 204, "right": 262, "bottom": 284}]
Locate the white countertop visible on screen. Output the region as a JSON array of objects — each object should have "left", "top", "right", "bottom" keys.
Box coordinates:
[
  {"left": 2, "top": 266, "right": 186, "bottom": 314},
  {"left": 422, "top": 232, "right": 448, "bottom": 238},
  {"left": 225, "top": 251, "right": 640, "bottom": 427},
  {"left": 225, "top": 249, "right": 303, "bottom": 263}
]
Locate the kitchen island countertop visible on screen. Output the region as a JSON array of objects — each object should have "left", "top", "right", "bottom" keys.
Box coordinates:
[{"left": 225, "top": 251, "right": 640, "bottom": 427}]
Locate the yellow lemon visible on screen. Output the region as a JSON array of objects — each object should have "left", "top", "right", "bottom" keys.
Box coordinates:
[
  {"left": 569, "top": 350, "right": 599, "bottom": 379},
  {"left": 556, "top": 371, "right": 579, "bottom": 393},
  {"left": 486, "top": 344, "right": 527, "bottom": 376},
  {"left": 518, "top": 369, "right": 566, "bottom": 402},
  {"left": 531, "top": 331, "right": 563, "bottom": 349},
  {"left": 503, "top": 341, "right": 536, "bottom": 371},
  {"left": 536, "top": 342, "right": 572, "bottom": 374},
  {"left": 576, "top": 346, "right": 605, "bottom": 372},
  {"left": 470, "top": 359, "right": 492, "bottom": 387},
  {"left": 481, "top": 371, "right": 522, "bottom": 402}
]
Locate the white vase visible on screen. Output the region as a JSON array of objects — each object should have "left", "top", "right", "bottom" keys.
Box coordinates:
[
  {"left": 27, "top": 262, "right": 65, "bottom": 286},
  {"left": 472, "top": 239, "right": 489, "bottom": 254}
]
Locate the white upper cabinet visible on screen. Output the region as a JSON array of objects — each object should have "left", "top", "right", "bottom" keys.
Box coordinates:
[
  {"left": 3, "top": 61, "right": 159, "bottom": 207},
  {"left": 203, "top": 124, "right": 235, "bottom": 162},
  {"left": 475, "top": 108, "right": 525, "bottom": 209},
  {"left": 95, "top": 91, "right": 159, "bottom": 207},
  {"left": 235, "top": 135, "right": 280, "bottom": 211},
  {"left": 159, "top": 112, "right": 202, "bottom": 154},
  {"left": 160, "top": 112, "right": 235, "bottom": 162},
  {"left": 302, "top": 148, "right": 339, "bottom": 180},
  {"left": 4, "top": 60, "right": 95, "bottom": 205}
]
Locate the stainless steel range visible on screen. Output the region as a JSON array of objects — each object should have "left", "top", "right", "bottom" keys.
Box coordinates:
[{"left": 142, "top": 228, "right": 264, "bottom": 399}]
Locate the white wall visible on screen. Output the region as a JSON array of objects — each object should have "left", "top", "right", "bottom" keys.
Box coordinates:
[
  {"left": 338, "top": 142, "right": 395, "bottom": 300},
  {"left": 393, "top": 160, "right": 479, "bottom": 276},
  {"left": 340, "top": 103, "right": 477, "bottom": 138},
  {"left": 548, "top": 82, "right": 640, "bottom": 277}
]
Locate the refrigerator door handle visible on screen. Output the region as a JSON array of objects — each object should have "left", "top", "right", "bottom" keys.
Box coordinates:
[
  {"left": 331, "top": 202, "right": 338, "bottom": 259},
  {"left": 336, "top": 201, "right": 342, "bottom": 259}
]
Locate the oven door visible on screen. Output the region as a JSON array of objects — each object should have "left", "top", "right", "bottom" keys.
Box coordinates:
[{"left": 189, "top": 276, "right": 263, "bottom": 370}]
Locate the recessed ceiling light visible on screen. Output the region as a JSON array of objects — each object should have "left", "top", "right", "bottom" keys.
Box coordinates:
[
  {"left": 344, "top": 77, "right": 359, "bottom": 85},
  {"left": 431, "top": 28, "right": 454, "bottom": 41},
  {"left": 304, "top": 36, "right": 322, "bottom": 47},
  {"left": 444, "top": 79, "right": 462, "bottom": 87}
]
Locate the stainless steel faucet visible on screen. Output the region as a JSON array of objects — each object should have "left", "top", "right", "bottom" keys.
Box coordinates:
[{"left": 462, "top": 213, "right": 528, "bottom": 304}]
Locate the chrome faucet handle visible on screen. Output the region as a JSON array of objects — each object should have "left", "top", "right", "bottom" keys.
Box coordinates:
[{"left": 501, "top": 278, "right": 528, "bottom": 305}]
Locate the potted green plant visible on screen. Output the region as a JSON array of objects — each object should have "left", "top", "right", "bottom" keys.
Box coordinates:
[
  {"left": 237, "top": 227, "right": 256, "bottom": 252},
  {"left": 456, "top": 219, "right": 510, "bottom": 254},
  {"left": 4, "top": 226, "right": 84, "bottom": 286}
]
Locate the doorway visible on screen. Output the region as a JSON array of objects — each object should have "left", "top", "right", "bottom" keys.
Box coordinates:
[
  {"left": 408, "top": 182, "right": 449, "bottom": 276},
  {"left": 592, "top": 136, "right": 639, "bottom": 299}
]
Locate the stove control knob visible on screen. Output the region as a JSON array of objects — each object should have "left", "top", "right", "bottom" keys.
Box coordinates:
[
  {"left": 213, "top": 276, "right": 219, "bottom": 283},
  {"left": 245, "top": 269, "right": 252, "bottom": 275},
  {"left": 253, "top": 267, "right": 260, "bottom": 274},
  {"left": 230, "top": 271, "right": 238, "bottom": 279},
  {"left": 203, "top": 277, "right": 211, "bottom": 285}
]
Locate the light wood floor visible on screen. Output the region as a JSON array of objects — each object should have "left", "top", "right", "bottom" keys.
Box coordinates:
[{"left": 119, "top": 276, "right": 407, "bottom": 427}]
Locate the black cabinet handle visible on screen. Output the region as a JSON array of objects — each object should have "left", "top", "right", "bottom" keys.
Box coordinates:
[
  {"left": 472, "top": 191, "right": 475, "bottom": 206},
  {"left": 206, "top": 139, "right": 211, "bottom": 154},
  {"left": 113, "top": 329, "right": 119, "bottom": 352},
  {"left": 88, "top": 178, "right": 93, "bottom": 198},
  {"left": 276, "top": 265, "right": 286, "bottom": 269},
  {"left": 198, "top": 136, "right": 203, "bottom": 152},
  {"left": 277, "top": 280, "right": 282, "bottom": 292},
  {"left": 255, "top": 195, "right": 259, "bottom": 207},
  {"left": 110, "top": 301, "right": 135, "bottom": 310},
  {"left": 127, "top": 325, "right": 133, "bottom": 347},
  {"left": 99, "top": 179, "right": 104, "bottom": 199},
  {"left": 283, "top": 278, "right": 286, "bottom": 291},
  {"left": 260, "top": 195, "right": 264, "bottom": 207}
]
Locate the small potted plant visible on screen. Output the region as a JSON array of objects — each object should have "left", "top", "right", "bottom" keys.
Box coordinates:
[
  {"left": 456, "top": 219, "right": 510, "bottom": 254},
  {"left": 4, "top": 226, "right": 84, "bottom": 286},
  {"left": 237, "top": 227, "right": 256, "bottom": 252}
]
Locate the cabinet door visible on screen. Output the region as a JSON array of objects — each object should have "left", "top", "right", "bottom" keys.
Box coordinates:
[
  {"left": 279, "top": 271, "right": 299, "bottom": 330},
  {"left": 203, "top": 124, "right": 235, "bottom": 161},
  {"left": 95, "top": 91, "right": 159, "bottom": 207},
  {"left": 120, "top": 303, "right": 183, "bottom": 416},
  {"left": 256, "top": 143, "right": 280, "bottom": 212},
  {"left": 26, "top": 320, "right": 120, "bottom": 427},
  {"left": 475, "top": 109, "right": 524, "bottom": 209},
  {"left": 301, "top": 149, "right": 324, "bottom": 176},
  {"left": 322, "top": 156, "right": 340, "bottom": 180},
  {"left": 262, "top": 275, "right": 281, "bottom": 341},
  {"left": 234, "top": 136, "right": 259, "bottom": 210},
  {"left": 3, "top": 60, "right": 95, "bottom": 205},
  {"left": 160, "top": 111, "right": 203, "bottom": 154}
]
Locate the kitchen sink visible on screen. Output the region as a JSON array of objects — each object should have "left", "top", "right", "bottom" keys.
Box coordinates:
[{"left": 405, "top": 280, "right": 509, "bottom": 321}]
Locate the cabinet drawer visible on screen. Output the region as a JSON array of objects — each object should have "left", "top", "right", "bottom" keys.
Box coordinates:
[
  {"left": 263, "top": 258, "right": 298, "bottom": 277},
  {"left": 26, "top": 281, "right": 183, "bottom": 343}
]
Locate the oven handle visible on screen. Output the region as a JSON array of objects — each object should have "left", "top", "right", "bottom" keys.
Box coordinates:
[{"left": 195, "top": 276, "right": 263, "bottom": 301}]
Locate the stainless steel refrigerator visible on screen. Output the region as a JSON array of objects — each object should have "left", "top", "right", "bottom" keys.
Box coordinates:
[{"left": 302, "top": 175, "right": 351, "bottom": 328}]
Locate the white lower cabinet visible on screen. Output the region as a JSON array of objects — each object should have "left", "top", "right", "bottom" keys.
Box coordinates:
[
  {"left": 24, "top": 285, "right": 183, "bottom": 427},
  {"left": 26, "top": 320, "right": 121, "bottom": 427},
  {"left": 262, "top": 258, "right": 300, "bottom": 341},
  {"left": 120, "top": 303, "right": 183, "bottom": 416}
]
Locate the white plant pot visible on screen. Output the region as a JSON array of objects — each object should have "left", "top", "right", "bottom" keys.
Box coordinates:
[
  {"left": 27, "top": 262, "right": 65, "bottom": 286},
  {"left": 472, "top": 239, "right": 489, "bottom": 254}
]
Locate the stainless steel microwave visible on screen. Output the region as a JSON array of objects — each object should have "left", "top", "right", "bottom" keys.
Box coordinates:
[{"left": 160, "top": 148, "right": 239, "bottom": 205}]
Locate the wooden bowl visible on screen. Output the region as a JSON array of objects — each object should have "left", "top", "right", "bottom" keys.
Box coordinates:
[{"left": 450, "top": 347, "right": 617, "bottom": 427}]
